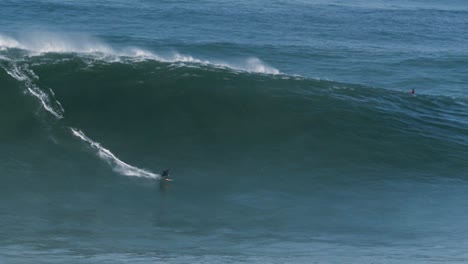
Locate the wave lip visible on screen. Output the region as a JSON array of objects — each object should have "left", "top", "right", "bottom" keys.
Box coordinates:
[{"left": 0, "top": 32, "right": 280, "bottom": 75}]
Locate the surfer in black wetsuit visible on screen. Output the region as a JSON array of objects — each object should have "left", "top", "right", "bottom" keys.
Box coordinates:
[
  {"left": 410, "top": 88, "right": 415, "bottom": 94},
  {"left": 159, "top": 169, "right": 171, "bottom": 191},
  {"left": 161, "top": 169, "right": 170, "bottom": 180}
]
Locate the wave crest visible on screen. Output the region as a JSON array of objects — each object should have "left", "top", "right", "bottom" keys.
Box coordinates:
[{"left": 0, "top": 32, "right": 280, "bottom": 74}]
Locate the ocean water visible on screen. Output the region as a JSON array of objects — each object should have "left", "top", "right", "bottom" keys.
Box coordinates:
[{"left": 1, "top": 1, "right": 468, "bottom": 263}]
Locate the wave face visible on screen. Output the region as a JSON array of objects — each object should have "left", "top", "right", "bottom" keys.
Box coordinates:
[
  {"left": 1, "top": 41, "right": 468, "bottom": 263},
  {"left": 1, "top": 49, "right": 467, "bottom": 178}
]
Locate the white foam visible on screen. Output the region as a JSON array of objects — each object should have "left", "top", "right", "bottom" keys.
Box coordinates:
[
  {"left": 0, "top": 63, "right": 64, "bottom": 119},
  {"left": 71, "top": 128, "right": 160, "bottom": 179},
  {"left": 0, "top": 32, "right": 280, "bottom": 74}
]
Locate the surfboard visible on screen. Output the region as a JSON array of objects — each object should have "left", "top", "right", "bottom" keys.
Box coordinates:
[{"left": 162, "top": 178, "right": 173, "bottom": 182}]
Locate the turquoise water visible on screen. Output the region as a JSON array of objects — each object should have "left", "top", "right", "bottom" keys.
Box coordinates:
[{"left": 1, "top": 1, "right": 468, "bottom": 263}]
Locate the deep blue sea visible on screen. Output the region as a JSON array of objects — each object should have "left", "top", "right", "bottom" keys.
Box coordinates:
[{"left": 1, "top": 1, "right": 468, "bottom": 263}]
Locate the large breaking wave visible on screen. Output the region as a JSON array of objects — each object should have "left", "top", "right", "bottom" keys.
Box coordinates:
[
  {"left": 0, "top": 34, "right": 467, "bottom": 180},
  {"left": 0, "top": 31, "right": 280, "bottom": 179}
]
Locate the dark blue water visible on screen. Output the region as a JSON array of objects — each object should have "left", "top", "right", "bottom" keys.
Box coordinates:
[{"left": 1, "top": 1, "right": 468, "bottom": 263}]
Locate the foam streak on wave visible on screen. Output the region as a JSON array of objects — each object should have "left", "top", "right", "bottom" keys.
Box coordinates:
[
  {"left": 71, "top": 128, "right": 159, "bottom": 179},
  {"left": 0, "top": 55, "right": 159, "bottom": 179},
  {"left": 0, "top": 63, "right": 64, "bottom": 119}
]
